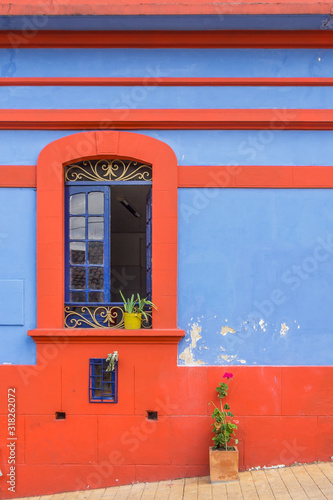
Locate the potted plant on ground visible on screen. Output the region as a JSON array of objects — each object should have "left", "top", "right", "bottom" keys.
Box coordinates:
[
  {"left": 209, "top": 372, "right": 239, "bottom": 482},
  {"left": 119, "top": 291, "right": 157, "bottom": 329}
]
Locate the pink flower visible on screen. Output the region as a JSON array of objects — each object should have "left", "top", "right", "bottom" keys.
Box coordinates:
[
  {"left": 233, "top": 420, "right": 239, "bottom": 424},
  {"left": 223, "top": 372, "right": 233, "bottom": 379}
]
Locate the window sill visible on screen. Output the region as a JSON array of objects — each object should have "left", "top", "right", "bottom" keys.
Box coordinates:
[{"left": 28, "top": 328, "right": 185, "bottom": 344}]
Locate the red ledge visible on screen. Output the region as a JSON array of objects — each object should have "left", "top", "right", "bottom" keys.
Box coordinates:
[
  {"left": 28, "top": 328, "right": 185, "bottom": 344},
  {"left": 1, "top": 30, "right": 333, "bottom": 49},
  {"left": 0, "top": 2, "right": 333, "bottom": 16},
  {"left": 2, "top": 77, "right": 333, "bottom": 87},
  {"left": 2, "top": 109, "right": 333, "bottom": 130}
]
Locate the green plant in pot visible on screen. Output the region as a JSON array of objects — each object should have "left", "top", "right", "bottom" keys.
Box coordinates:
[
  {"left": 209, "top": 372, "right": 239, "bottom": 482},
  {"left": 119, "top": 290, "right": 157, "bottom": 329}
]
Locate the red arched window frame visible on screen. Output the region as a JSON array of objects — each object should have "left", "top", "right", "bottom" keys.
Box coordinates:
[{"left": 36, "top": 131, "right": 178, "bottom": 331}]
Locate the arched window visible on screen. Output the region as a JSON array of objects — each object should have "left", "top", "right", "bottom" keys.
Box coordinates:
[{"left": 34, "top": 131, "right": 178, "bottom": 332}]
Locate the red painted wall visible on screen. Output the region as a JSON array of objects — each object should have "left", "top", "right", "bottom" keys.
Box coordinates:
[{"left": 0, "top": 347, "right": 332, "bottom": 497}]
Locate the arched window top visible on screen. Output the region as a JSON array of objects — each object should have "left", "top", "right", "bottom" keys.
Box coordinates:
[{"left": 65, "top": 159, "right": 152, "bottom": 183}]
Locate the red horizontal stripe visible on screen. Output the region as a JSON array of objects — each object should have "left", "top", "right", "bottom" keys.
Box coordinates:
[
  {"left": 0, "top": 109, "right": 333, "bottom": 130},
  {"left": 1, "top": 30, "right": 333, "bottom": 49},
  {"left": 179, "top": 165, "right": 333, "bottom": 188},
  {"left": 2, "top": 1, "right": 333, "bottom": 17},
  {"left": 0, "top": 165, "right": 36, "bottom": 187},
  {"left": 1, "top": 77, "right": 333, "bottom": 87},
  {"left": 3, "top": 164, "right": 333, "bottom": 189}
]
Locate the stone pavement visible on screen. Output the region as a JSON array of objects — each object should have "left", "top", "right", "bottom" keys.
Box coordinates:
[{"left": 14, "top": 462, "right": 333, "bottom": 500}]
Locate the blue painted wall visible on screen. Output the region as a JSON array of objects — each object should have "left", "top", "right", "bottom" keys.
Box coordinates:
[
  {"left": 1, "top": 130, "right": 333, "bottom": 167},
  {"left": 1, "top": 86, "right": 333, "bottom": 109},
  {"left": 0, "top": 45, "right": 332, "bottom": 366},
  {"left": 178, "top": 188, "right": 333, "bottom": 366},
  {"left": 0, "top": 189, "right": 36, "bottom": 364},
  {"left": 0, "top": 49, "right": 331, "bottom": 78}
]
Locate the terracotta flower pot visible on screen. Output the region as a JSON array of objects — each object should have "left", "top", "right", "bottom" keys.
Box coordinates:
[{"left": 209, "top": 446, "right": 239, "bottom": 482}]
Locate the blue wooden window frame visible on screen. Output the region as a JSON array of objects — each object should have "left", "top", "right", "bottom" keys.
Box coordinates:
[
  {"left": 65, "top": 185, "right": 111, "bottom": 304},
  {"left": 89, "top": 358, "right": 118, "bottom": 403}
]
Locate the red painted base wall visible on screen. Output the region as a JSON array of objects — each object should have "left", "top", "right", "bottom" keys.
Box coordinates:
[{"left": 0, "top": 336, "right": 332, "bottom": 498}]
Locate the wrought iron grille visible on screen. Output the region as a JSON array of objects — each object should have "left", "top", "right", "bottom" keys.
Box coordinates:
[
  {"left": 89, "top": 358, "right": 118, "bottom": 403},
  {"left": 65, "top": 159, "right": 152, "bottom": 183},
  {"left": 65, "top": 304, "right": 152, "bottom": 329}
]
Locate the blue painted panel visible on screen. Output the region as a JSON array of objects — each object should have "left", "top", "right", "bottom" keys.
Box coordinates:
[
  {"left": 178, "top": 188, "right": 333, "bottom": 366},
  {"left": 0, "top": 280, "right": 24, "bottom": 325},
  {"left": 0, "top": 14, "right": 331, "bottom": 31},
  {"left": 0, "top": 188, "right": 36, "bottom": 365},
  {"left": 0, "top": 49, "right": 332, "bottom": 78},
  {"left": 1, "top": 85, "right": 333, "bottom": 109},
  {"left": 3, "top": 130, "right": 333, "bottom": 167}
]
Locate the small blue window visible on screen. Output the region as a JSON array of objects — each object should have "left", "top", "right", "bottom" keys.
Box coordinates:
[{"left": 89, "top": 358, "right": 118, "bottom": 403}]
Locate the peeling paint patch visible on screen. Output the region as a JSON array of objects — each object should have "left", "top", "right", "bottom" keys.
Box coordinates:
[
  {"left": 220, "top": 354, "right": 237, "bottom": 362},
  {"left": 220, "top": 326, "right": 236, "bottom": 336},
  {"left": 190, "top": 323, "right": 202, "bottom": 348},
  {"left": 259, "top": 319, "right": 267, "bottom": 332},
  {"left": 238, "top": 359, "right": 246, "bottom": 364},
  {"left": 179, "top": 347, "right": 205, "bottom": 366},
  {"left": 280, "top": 323, "right": 289, "bottom": 337}
]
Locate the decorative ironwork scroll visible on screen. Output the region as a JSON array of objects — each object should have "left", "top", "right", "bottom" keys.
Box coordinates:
[
  {"left": 65, "top": 159, "right": 152, "bottom": 183},
  {"left": 65, "top": 305, "right": 152, "bottom": 329}
]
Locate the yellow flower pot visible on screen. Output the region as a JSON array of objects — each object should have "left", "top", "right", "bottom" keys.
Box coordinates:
[{"left": 124, "top": 312, "right": 142, "bottom": 330}]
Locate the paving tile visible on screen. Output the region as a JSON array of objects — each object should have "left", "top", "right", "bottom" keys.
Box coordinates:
[
  {"left": 225, "top": 480, "right": 243, "bottom": 500},
  {"left": 278, "top": 467, "right": 308, "bottom": 500},
  {"left": 317, "top": 462, "right": 333, "bottom": 484},
  {"left": 291, "top": 466, "right": 326, "bottom": 500},
  {"left": 198, "top": 476, "right": 212, "bottom": 500},
  {"left": 52, "top": 494, "right": 68, "bottom": 500},
  {"left": 153, "top": 480, "right": 172, "bottom": 500},
  {"left": 141, "top": 481, "right": 159, "bottom": 498},
  {"left": 113, "top": 485, "right": 132, "bottom": 500},
  {"left": 264, "top": 469, "right": 293, "bottom": 500},
  {"left": 239, "top": 471, "right": 259, "bottom": 499},
  {"left": 62, "top": 492, "right": 81, "bottom": 500},
  {"left": 211, "top": 481, "right": 227, "bottom": 500},
  {"left": 154, "top": 480, "right": 172, "bottom": 500},
  {"left": 168, "top": 478, "right": 185, "bottom": 500},
  {"left": 304, "top": 464, "right": 333, "bottom": 498},
  {"left": 88, "top": 489, "right": 106, "bottom": 499},
  {"left": 183, "top": 477, "right": 198, "bottom": 500},
  {"left": 76, "top": 491, "right": 92, "bottom": 500},
  {"left": 250, "top": 470, "right": 275, "bottom": 500},
  {"left": 127, "top": 482, "right": 145, "bottom": 499},
  {"left": 101, "top": 487, "right": 119, "bottom": 499}
]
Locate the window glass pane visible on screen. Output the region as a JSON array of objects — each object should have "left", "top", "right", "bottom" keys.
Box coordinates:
[
  {"left": 88, "top": 291, "right": 104, "bottom": 302},
  {"left": 88, "top": 192, "right": 104, "bottom": 214},
  {"left": 88, "top": 267, "right": 104, "bottom": 290},
  {"left": 70, "top": 291, "right": 86, "bottom": 302},
  {"left": 70, "top": 193, "right": 86, "bottom": 215},
  {"left": 88, "top": 217, "right": 104, "bottom": 240},
  {"left": 70, "top": 217, "right": 85, "bottom": 239},
  {"left": 70, "top": 242, "right": 85, "bottom": 264},
  {"left": 70, "top": 267, "right": 86, "bottom": 289},
  {"left": 88, "top": 242, "right": 104, "bottom": 264}
]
